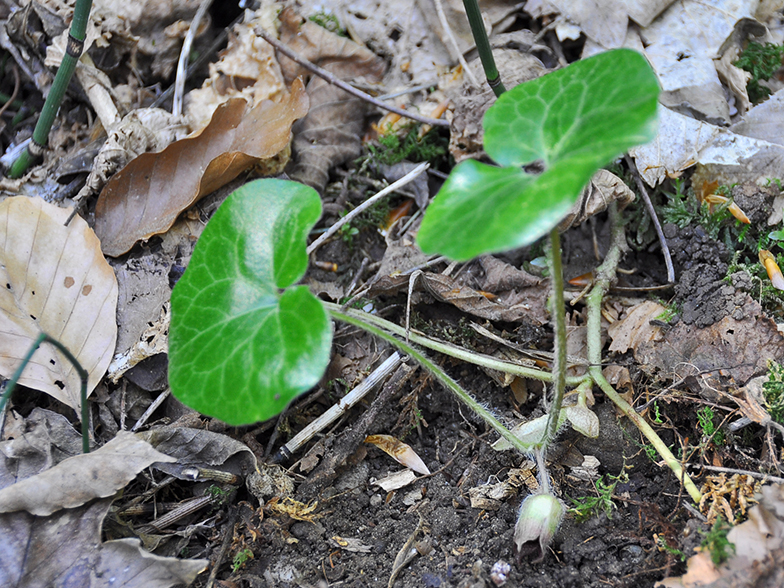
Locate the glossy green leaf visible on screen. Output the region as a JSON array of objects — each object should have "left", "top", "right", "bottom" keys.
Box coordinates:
[
  {"left": 418, "top": 49, "right": 660, "bottom": 260},
  {"left": 169, "top": 179, "right": 332, "bottom": 425}
]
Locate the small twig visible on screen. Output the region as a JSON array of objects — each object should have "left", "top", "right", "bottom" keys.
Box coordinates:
[
  {"left": 270, "top": 353, "right": 403, "bottom": 463},
  {"left": 205, "top": 507, "right": 239, "bottom": 588},
  {"left": 435, "top": 0, "right": 479, "bottom": 87},
  {"left": 254, "top": 27, "right": 450, "bottom": 128},
  {"left": 173, "top": 0, "right": 213, "bottom": 117},
  {"left": 625, "top": 154, "right": 674, "bottom": 283},
  {"left": 131, "top": 389, "right": 171, "bottom": 432},
  {"left": 307, "top": 162, "right": 429, "bottom": 254},
  {"left": 0, "top": 65, "right": 20, "bottom": 120},
  {"left": 687, "top": 463, "right": 784, "bottom": 485}
]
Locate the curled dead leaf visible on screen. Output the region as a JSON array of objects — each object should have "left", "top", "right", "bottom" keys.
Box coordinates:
[
  {"left": 365, "top": 434, "right": 430, "bottom": 475},
  {"left": 94, "top": 79, "right": 309, "bottom": 256}
]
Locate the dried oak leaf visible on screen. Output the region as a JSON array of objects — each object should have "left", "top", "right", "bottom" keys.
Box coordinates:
[
  {"left": 94, "top": 79, "right": 309, "bottom": 257},
  {"left": 0, "top": 197, "right": 118, "bottom": 410},
  {"left": 274, "top": 7, "right": 386, "bottom": 192},
  {"left": 0, "top": 431, "right": 175, "bottom": 516},
  {"left": 0, "top": 498, "right": 207, "bottom": 588}
]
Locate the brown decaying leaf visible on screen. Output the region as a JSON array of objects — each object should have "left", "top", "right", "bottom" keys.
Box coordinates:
[
  {"left": 0, "top": 197, "right": 118, "bottom": 410},
  {"left": 558, "top": 169, "right": 636, "bottom": 231},
  {"left": 365, "top": 434, "right": 430, "bottom": 475},
  {"left": 0, "top": 499, "right": 207, "bottom": 588},
  {"left": 94, "top": 79, "right": 309, "bottom": 257},
  {"left": 275, "top": 8, "right": 386, "bottom": 192},
  {"left": 636, "top": 296, "right": 784, "bottom": 386},
  {"left": 0, "top": 431, "right": 175, "bottom": 516},
  {"left": 607, "top": 301, "right": 668, "bottom": 354}
]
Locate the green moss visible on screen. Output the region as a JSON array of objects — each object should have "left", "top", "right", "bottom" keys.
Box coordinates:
[
  {"left": 369, "top": 125, "right": 448, "bottom": 166},
  {"left": 734, "top": 42, "right": 784, "bottom": 103},
  {"left": 308, "top": 12, "right": 345, "bottom": 36},
  {"left": 700, "top": 517, "right": 735, "bottom": 565},
  {"left": 763, "top": 359, "right": 784, "bottom": 425}
]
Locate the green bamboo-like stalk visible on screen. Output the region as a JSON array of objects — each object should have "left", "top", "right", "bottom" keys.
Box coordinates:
[
  {"left": 461, "top": 0, "right": 506, "bottom": 96},
  {"left": 1, "top": 333, "right": 91, "bottom": 454},
  {"left": 8, "top": 0, "right": 93, "bottom": 178}
]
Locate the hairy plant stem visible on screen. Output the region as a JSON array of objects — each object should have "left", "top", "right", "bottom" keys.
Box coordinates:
[
  {"left": 330, "top": 308, "right": 532, "bottom": 455},
  {"left": 323, "top": 302, "right": 586, "bottom": 386},
  {"left": 9, "top": 0, "right": 93, "bottom": 178},
  {"left": 1, "top": 333, "right": 90, "bottom": 453},
  {"left": 585, "top": 203, "right": 702, "bottom": 503},
  {"left": 461, "top": 0, "right": 506, "bottom": 96},
  {"left": 544, "top": 227, "right": 567, "bottom": 445}
]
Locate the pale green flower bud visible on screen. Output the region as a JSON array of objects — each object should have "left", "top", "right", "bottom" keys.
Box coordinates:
[{"left": 513, "top": 493, "right": 565, "bottom": 563}]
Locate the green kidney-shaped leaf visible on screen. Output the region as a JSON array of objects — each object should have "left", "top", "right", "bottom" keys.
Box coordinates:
[
  {"left": 169, "top": 179, "right": 332, "bottom": 425},
  {"left": 418, "top": 49, "right": 659, "bottom": 260}
]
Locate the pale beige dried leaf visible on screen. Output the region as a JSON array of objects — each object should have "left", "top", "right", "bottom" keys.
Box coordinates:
[
  {"left": 607, "top": 301, "right": 667, "bottom": 353},
  {"left": 186, "top": 16, "right": 286, "bottom": 132},
  {"left": 365, "top": 434, "right": 430, "bottom": 475},
  {"left": 94, "top": 80, "right": 309, "bottom": 257},
  {"left": 0, "top": 197, "right": 118, "bottom": 410},
  {"left": 0, "top": 431, "right": 174, "bottom": 516}
]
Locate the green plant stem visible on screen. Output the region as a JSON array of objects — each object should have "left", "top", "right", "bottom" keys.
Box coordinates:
[
  {"left": 324, "top": 302, "right": 586, "bottom": 386},
  {"left": 330, "top": 308, "right": 533, "bottom": 455},
  {"left": 8, "top": 0, "right": 93, "bottom": 178},
  {"left": 585, "top": 203, "right": 701, "bottom": 503},
  {"left": 544, "top": 228, "right": 567, "bottom": 444},
  {"left": 461, "top": 0, "right": 506, "bottom": 96},
  {"left": 1, "top": 333, "right": 90, "bottom": 453}
]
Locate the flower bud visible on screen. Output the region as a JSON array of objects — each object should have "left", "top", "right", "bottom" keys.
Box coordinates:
[{"left": 513, "top": 493, "right": 565, "bottom": 563}]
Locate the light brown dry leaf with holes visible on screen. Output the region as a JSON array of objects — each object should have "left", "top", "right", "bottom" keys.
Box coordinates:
[
  {"left": 0, "top": 431, "right": 174, "bottom": 516},
  {"left": 275, "top": 7, "right": 386, "bottom": 192},
  {"left": 94, "top": 79, "right": 308, "bottom": 257},
  {"left": 0, "top": 197, "right": 118, "bottom": 410},
  {"left": 267, "top": 496, "right": 320, "bottom": 522},
  {"left": 0, "top": 498, "right": 207, "bottom": 588},
  {"left": 365, "top": 434, "right": 430, "bottom": 475}
]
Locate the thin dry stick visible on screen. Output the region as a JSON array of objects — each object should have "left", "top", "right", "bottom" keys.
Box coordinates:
[
  {"left": 307, "top": 162, "right": 429, "bottom": 254},
  {"left": 625, "top": 154, "right": 674, "bottom": 283},
  {"left": 0, "top": 65, "right": 20, "bottom": 120},
  {"left": 434, "top": 0, "right": 479, "bottom": 87},
  {"left": 255, "top": 27, "right": 450, "bottom": 128},
  {"left": 173, "top": 0, "right": 213, "bottom": 117}
]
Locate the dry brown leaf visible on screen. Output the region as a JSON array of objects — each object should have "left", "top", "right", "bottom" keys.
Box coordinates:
[
  {"left": 636, "top": 297, "right": 784, "bottom": 386},
  {"left": 0, "top": 197, "right": 118, "bottom": 410},
  {"left": 94, "top": 79, "right": 309, "bottom": 257},
  {"left": 276, "top": 8, "right": 386, "bottom": 192},
  {"left": 0, "top": 499, "right": 207, "bottom": 588},
  {"left": 0, "top": 431, "right": 174, "bottom": 516},
  {"left": 608, "top": 300, "right": 668, "bottom": 353},
  {"left": 558, "top": 169, "right": 636, "bottom": 231}
]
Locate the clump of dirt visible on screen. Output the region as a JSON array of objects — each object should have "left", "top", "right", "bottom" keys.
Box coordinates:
[{"left": 665, "top": 223, "right": 738, "bottom": 327}]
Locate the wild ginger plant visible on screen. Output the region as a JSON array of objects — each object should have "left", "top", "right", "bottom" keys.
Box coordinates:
[{"left": 168, "top": 47, "right": 703, "bottom": 563}]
